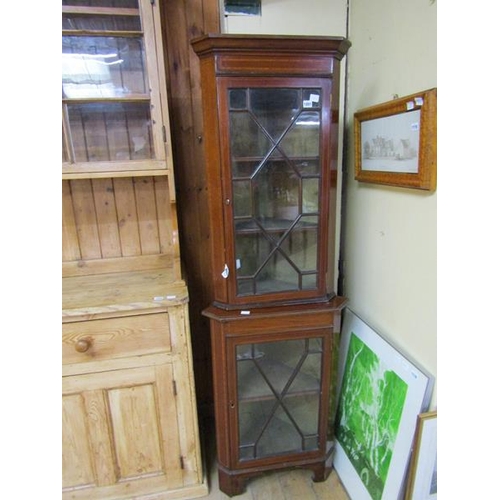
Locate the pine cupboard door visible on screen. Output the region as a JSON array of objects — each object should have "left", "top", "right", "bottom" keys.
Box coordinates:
[{"left": 62, "top": 363, "right": 187, "bottom": 499}]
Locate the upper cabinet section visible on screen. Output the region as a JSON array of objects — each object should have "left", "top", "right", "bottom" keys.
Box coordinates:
[
  {"left": 192, "top": 35, "right": 350, "bottom": 309},
  {"left": 62, "top": 0, "right": 173, "bottom": 179}
]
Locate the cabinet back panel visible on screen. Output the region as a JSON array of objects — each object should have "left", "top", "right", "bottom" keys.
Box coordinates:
[{"left": 63, "top": 176, "right": 176, "bottom": 274}]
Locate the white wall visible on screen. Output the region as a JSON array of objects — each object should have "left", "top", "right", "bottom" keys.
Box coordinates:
[
  {"left": 222, "top": 0, "right": 437, "bottom": 409},
  {"left": 345, "top": 0, "right": 437, "bottom": 409}
]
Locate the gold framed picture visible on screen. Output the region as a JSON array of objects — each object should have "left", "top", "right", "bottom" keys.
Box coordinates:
[
  {"left": 405, "top": 410, "right": 437, "bottom": 500},
  {"left": 354, "top": 88, "right": 437, "bottom": 191}
]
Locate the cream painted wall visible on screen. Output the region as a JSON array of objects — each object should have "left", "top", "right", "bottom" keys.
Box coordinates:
[
  {"left": 344, "top": 0, "right": 437, "bottom": 409},
  {"left": 221, "top": 0, "right": 347, "bottom": 36},
  {"left": 221, "top": 0, "right": 437, "bottom": 409}
]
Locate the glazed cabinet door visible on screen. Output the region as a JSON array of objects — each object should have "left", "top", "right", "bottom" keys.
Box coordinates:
[
  {"left": 62, "top": 0, "right": 173, "bottom": 177},
  {"left": 62, "top": 364, "right": 186, "bottom": 499},
  {"left": 218, "top": 78, "right": 334, "bottom": 307},
  {"left": 226, "top": 328, "right": 333, "bottom": 469}
]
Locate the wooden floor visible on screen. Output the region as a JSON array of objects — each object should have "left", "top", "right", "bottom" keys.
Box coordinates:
[{"left": 200, "top": 419, "right": 350, "bottom": 500}]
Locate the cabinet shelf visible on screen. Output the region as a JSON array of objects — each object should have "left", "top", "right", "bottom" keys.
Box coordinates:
[
  {"left": 62, "top": 95, "right": 150, "bottom": 104},
  {"left": 235, "top": 217, "right": 318, "bottom": 233},
  {"left": 237, "top": 361, "right": 320, "bottom": 402},
  {"left": 62, "top": 164, "right": 170, "bottom": 180},
  {"left": 232, "top": 155, "right": 320, "bottom": 168},
  {"left": 62, "top": 6, "right": 140, "bottom": 17},
  {"left": 62, "top": 29, "right": 143, "bottom": 37},
  {"left": 238, "top": 389, "right": 319, "bottom": 404}
]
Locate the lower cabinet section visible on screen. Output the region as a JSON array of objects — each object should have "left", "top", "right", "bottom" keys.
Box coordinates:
[
  {"left": 203, "top": 297, "right": 347, "bottom": 497},
  {"left": 235, "top": 337, "right": 326, "bottom": 461},
  {"left": 62, "top": 302, "right": 208, "bottom": 500}
]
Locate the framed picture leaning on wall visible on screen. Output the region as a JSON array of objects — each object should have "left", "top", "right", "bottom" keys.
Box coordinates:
[
  {"left": 333, "top": 309, "right": 434, "bottom": 500},
  {"left": 405, "top": 411, "right": 437, "bottom": 500}
]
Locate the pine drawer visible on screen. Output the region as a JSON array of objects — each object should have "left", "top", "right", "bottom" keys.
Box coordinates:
[{"left": 62, "top": 313, "right": 171, "bottom": 366}]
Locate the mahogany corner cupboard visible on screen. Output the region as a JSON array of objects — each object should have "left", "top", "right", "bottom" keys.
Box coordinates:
[{"left": 192, "top": 34, "right": 350, "bottom": 496}]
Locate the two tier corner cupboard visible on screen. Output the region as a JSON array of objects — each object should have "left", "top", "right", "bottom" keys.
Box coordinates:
[{"left": 192, "top": 35, "right": 350, "bottom": 497}]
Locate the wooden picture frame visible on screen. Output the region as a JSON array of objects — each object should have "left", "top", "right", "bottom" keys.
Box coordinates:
[
  {"left": 405, "top": 411, "right": 437, "bottom": 500},
  {"left": 333, "top": 309, "right": 434, "bottom": 500},
  {"left": 354, "top": 88, "right": 437, "bottom": 191}
]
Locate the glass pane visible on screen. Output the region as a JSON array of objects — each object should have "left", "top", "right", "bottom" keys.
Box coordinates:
[
  {"left": 229, "top": 89, "right": 247, "bottom": 109},
  {"left": 280, "top": 111, "right": 320, "bottom": 158},
  {"left": 265, "top": 161, "right": 300, "bottom": 222},
  {"left": 302, "top": 178, "right": 319, "bottom": 213},
  {"left": 224, "top": 0, "right": 261, "bottom": 15},
  {"left": 63, "top": 0, "right": 138, "bottom": 8},
  {"left": 67, "top": 102, "right": 153, "bottom": 161},
  {"left": 281, "top": 218, "right": 318, "bottom": 272},
  {"left": 302, "top": 88, "right": 322, "bottom": 109},
  {"left": 239, "top": 399, "right": 275, "bottom": 459},
  {"left": 234, "top": 215, "right": 319, "bottom": 295},
  {"left": 62, "top": 126, "right": 69, "bottom": 162},
  {"left": 63, "top": 14, "right": 141, "bottom": 31},
  {"left": 295, "top": 158, "right": 320, "bottom": 175},
  {"left": 256, "top": 253, "right": 299, "bottom": 293},
  {"left": 302, "top": 273, "right": 318, "bottom": 290},
  {"left": 229, "top": 111, "right": 272, "bottom": 161},
  {"left": 237, "top": 278, "right": 255, "bottom": 296},
  {"left": 62, "top": 36, "right": 147, "bottom": 98},
  {"left": 257, "top": 405, "right": 302, "bottom": 456},
  {"left": 249, "top": 88, "right": 300, "bottom": 141},
  {"left": 232, "top": 160, "right": 262, "bottom": 179},
  {"left": 236, "top": 338, "right": 324, "bottom": 461},
  {"left": 233, "top": 180, "right": 252, "bottom": 217},
  {"left": 235, "top": 232, "right": 273, "bottom": 278},
  {"left": 283, "top": 394, "right": 320, "bottom": 446}
]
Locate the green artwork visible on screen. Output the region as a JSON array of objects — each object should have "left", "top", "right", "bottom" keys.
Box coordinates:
[{"left": 335, "top": 333, "right": 408, "bottom": 500}]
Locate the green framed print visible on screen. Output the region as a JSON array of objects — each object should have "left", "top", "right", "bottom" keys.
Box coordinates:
[{"left": 333, "top": 309, "right": 433, "bottom": 500}]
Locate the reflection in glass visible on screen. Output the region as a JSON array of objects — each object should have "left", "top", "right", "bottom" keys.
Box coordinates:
[
  {"left": 236, "top": 338, "right": 323, "bottom": 460},
  {"left": 62, "top": 36, "right": 147, "bottom": 99}
]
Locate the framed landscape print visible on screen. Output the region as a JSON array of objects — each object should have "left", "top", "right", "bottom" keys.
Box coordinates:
[
  {"left": 333, "top": 309, "right": 433, "bottom": 500},
  {"left": 354, "top": 88, "right": 437, "bottom": 191}
]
